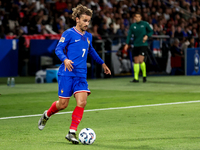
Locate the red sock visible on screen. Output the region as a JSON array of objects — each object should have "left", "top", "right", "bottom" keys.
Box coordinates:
[
  {"left": 47, "top": 101, "right": 59, "bottom": 117},
  {"left": 70, "top": 106, "right": 84, "bottom": 131}
]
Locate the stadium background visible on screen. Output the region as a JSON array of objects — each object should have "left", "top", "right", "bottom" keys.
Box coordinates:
[{"left": 0, "top": 0, "right": 200, "bottom": 79}]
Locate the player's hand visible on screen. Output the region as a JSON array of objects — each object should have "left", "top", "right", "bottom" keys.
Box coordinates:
[
  {"left": 102, "top": 63, "right": 111, "bottom": 75},
  {"left": 124, "top": 44, "right": 129, "bottom": 51},
  {"left": 143, "top": 35, "right": 148, "bottom": 43},
  {"left": 64, "top": 59, "right": 74, "bottom": 71}
]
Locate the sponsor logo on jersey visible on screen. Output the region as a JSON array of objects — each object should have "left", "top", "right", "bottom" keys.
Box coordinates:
[
  {"left": 134, "top": 26, "right": 136, "bottom": 29},
  {"left": 141, "top": 25, "right": 144, "bottom": 27},
  {"left": 75, "top": 39, "right": 81, "bottom": 42},
  {"left": 59, "top": 37, "right": 65, "bottom": 43}
]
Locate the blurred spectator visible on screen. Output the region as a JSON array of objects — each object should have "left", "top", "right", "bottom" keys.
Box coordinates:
[
  {"left": 174, "top": 26, "right": 184, "bottom": 40},
  {"left": 104, "top": 11, "right": 112, "bottom": 28},
  {"left": 170, "top": 38, "right": 183, "bottom": 58},
  {"left": 181, "top": 37, "right": 190, "bottom": 54},
  {"left": 122, "top": 13, "right": 129, "bottom": 28},
  {"left": 98, "top": 23, "right": 108, "bottom": 37},
  {"left": 188, "top": 37, "right": 197, "bottom": 48},
  {"left": 116, "top": 43, "right": 131, "bottom": 73},
  {"left": 113, "top": 18, "right": 120, "bottom": 34},
  {"left": 56, "top": 17, "right": 65, "bottom": 34},
  {"left": 170, "top": 38, "right": 184, "bottom": 75},
  {"left": 192, "top": 28, "right": 198, "bottom": 38},
  {"left": 116, "top": 22, "right": 127, "bottom": 44},
  {"left": 164, "top": 8, "right": 171, "bottom": 21},
  {"left": 63, "top": 11, "right": 75, "bottom": 28},
  {"left": 90, "top": 24, "right": 101, "bottom": 40},
  {"left": 0, "top": 0, "right": 200, "bottom": 48},
  {"left": 153, "top": 24, "right": 160, "bottom": 35},
  {"left": 55, "top": 0, "right": 68, "bottom": 12},
  {"left": 107, "top": 23, "right": 115, "bottom": 36},
  {"left": 64, "top": 2, "right": 73, "bottom": 14},
  {"left": 182, "top": 26, "right": 188, "bottom": 37},
  {"left": 190, "top": 0, "right": 197, "bottom": 13},
  {"left": 168, "top": 25, "right": 175, "bottom": 38},
  {"left": 87, "top": 0, "right": 101, "bottom": 12}
]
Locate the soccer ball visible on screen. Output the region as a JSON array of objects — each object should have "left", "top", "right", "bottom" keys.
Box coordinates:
[{"left": 79, "top": 128, "right": 96, "bottom": 145}]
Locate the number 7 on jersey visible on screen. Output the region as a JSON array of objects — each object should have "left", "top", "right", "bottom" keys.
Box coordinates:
[{"left": 82, "top": 49, "right": 86, "bottom": 57}]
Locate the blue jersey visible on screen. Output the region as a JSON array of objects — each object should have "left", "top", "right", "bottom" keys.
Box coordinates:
[{"left": 55, "top": 27, "right": 104, "bottom": 78}]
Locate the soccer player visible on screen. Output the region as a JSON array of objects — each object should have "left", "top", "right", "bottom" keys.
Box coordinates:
[
  {"left": 38, "top": 4, "right": 111, "bottom": 144},
  {"left": 124, "top": 12, "right": 153, "bottom": 82}
]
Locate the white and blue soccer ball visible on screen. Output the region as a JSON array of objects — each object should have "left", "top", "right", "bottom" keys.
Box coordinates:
[{"left": 79, "top": 128, "right": 96, "bottom": 145}]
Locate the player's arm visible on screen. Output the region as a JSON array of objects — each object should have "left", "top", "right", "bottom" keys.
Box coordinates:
[
  {"left": 124, "top": 24, "right": 133, "bottom": 51},
  {"left": 102, "top": 63, "right": 111, "bottom": 75},
  {"left": 88, "top": 40, "right": 111, "bottom": 75},
  {"left": 143, "top": 22, "right": 153, "bottom": 43},
  {"left": 145, "top": 22, "right": 153, "bottom": 38},
  {"left": 55, "top": 31, "right": 74, "bottom": 71}
]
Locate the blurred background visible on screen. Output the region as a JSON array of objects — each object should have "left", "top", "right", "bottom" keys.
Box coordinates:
[{"left": 0, "top": 0, "right": 200, "bottom": 83}]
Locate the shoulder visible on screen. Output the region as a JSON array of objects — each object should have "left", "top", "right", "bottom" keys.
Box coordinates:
[
  {"left": 62, "top": 28, "right": 74, "bottom": 37},
  {"left": 143, "top": 21, "right": 150, "bottom": 26},
  {"left": 144, "top": 21, "right": 153, "bottom": 29}
]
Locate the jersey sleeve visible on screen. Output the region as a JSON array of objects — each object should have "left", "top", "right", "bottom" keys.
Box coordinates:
[
  {"left": 126, "top": 24, "right": 133, "bottom": 44},
  {"left": 145, "top": 22, "right": 153, "bottom": 38},
  {"left": 88, "top": 35, "right": 104, "bottom": 65},
  {"left": 55, "top": 30, "right": 71, "bottom": 62}
]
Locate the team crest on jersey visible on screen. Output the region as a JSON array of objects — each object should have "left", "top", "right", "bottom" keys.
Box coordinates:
[
  {"left": 87, "top": 38, "right": 90, "bottom": 46},
  {"left": 59, "top": 37, "right": 65, "bottom": 43}
]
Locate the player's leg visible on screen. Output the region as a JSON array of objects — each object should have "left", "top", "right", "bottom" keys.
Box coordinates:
[
  {"left": 131, "top": 56, "right": 139, "bottom": 82},
  {"left": 131, "top": 47, "right": 139, "bottom": 82},
  {"left": 66, "top": 77, "right": 90, "bottom": 144},
  {"left": 70, "top": 92, "right": 87, "bottom": 132},
  {"left": 38, "top": 98, "right": 70, "bottom": 130},
  {"left": 139, "top": 46, "right": 147, "bottom": 82},
  {"left": 66, "top": 92, "right": 87, "bottom": 144},
  {"left": 38, "top": 76, "right": 72, "bottom": 130},
  {"left": 47, "top": 98, "right": 70, "bottom": 116}
]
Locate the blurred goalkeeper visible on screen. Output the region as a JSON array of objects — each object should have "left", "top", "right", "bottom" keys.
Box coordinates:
[
  {"left": 124, "top": 12, "right": 153, "bottom": 82},
  {"left": 38, "top": 4, "right": 111, "bottom": 144}
]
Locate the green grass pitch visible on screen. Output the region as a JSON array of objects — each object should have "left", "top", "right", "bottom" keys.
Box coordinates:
[{"left": 0, "top": 76, "right": 200, "bottom": 150}]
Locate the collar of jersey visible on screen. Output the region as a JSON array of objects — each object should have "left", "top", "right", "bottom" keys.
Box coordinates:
[{"left": 73, "top": 27, "right": 85, "bottom": 36}]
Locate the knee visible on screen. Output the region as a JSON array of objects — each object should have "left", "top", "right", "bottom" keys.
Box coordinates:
[
  {"left": 57, "top": 99, "right": 69, "bottom": 110},
  {"left": 77, "top": 100, "right": 87, "bottom": 108},
  {"left": 139, "top": 60, "right": 144, "bottom": 64}
]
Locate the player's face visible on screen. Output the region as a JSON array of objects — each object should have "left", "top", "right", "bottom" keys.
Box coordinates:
[
  {"left": 134, "top": 14, "right": 142, "bottom": 22},
  {"left": 76, "top": 14, "right": 91, "bottom": 32}
]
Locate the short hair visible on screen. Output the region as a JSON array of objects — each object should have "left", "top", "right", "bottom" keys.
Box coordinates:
[
  {"left": 134, "top": 12, "right": 141, "bottom": 16},
  {"left": 72, "top": 4, "right": 93, "bottom": 21},
  {"left": 174, "top": 38, "right": 180, "bottom": 44}
]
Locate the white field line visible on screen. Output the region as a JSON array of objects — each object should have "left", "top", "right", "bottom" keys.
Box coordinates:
[{"left": 1, "top": 100, "right": 200, "bottom": 120}]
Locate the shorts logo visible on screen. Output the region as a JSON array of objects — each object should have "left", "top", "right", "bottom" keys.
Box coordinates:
[
  {"left": 142, "top": 52, "right": 144, "bottom": 55},
  {"left": 61, "top": 89, "right": 64, "bottom": 94},
  {"left": 59, "top": 37, "right": 65, "bottom": 43}
]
